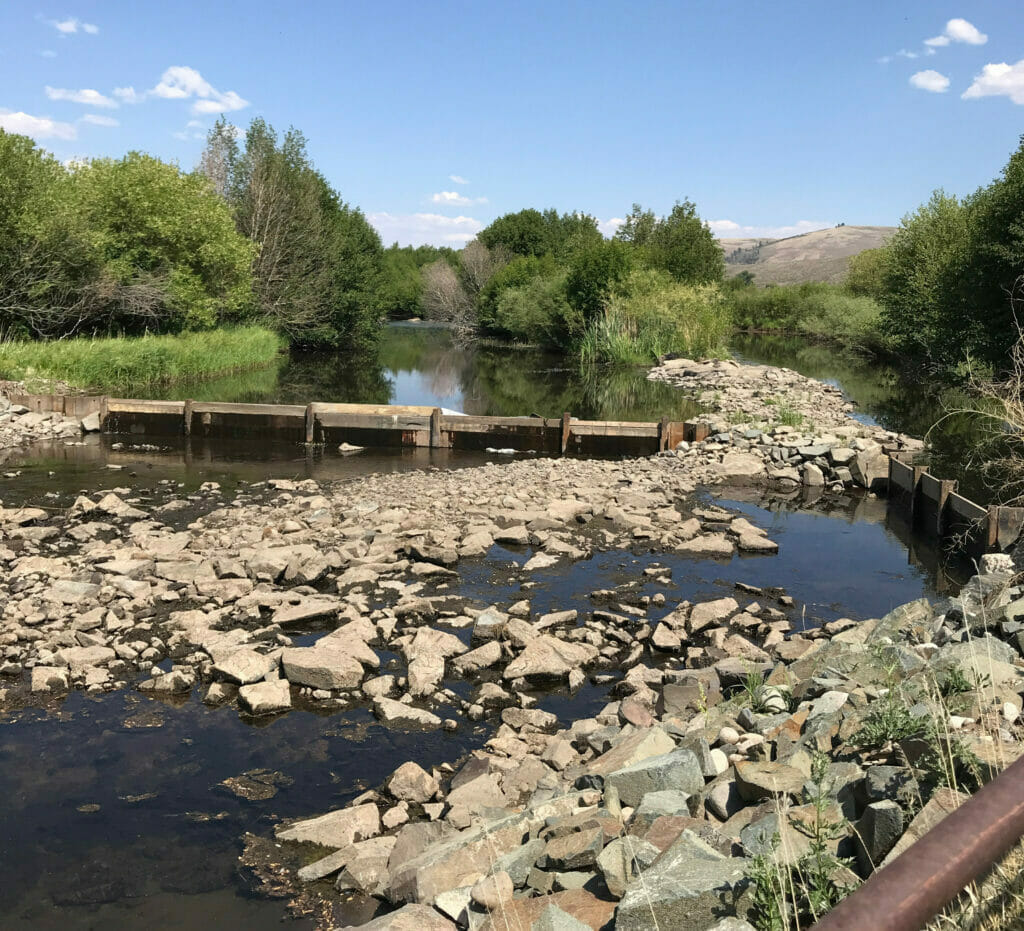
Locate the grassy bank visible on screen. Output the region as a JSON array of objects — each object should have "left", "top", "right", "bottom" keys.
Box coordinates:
[{"left": 0, "top": 327, "right": 284, "bottom": 393}]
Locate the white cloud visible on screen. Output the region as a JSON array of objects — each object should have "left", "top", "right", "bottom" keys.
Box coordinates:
[
  {"left": 598, "top": 217, "right": 624, "bottom": 237},
  {"left": 927, "top": 18, "right": 987, "bottom": 47},
  {"left": 449, "top": 174, "right": 469, "bottom": 184},
  {"left": 80, "top": 113, "right": 118, "bottom": 127},
  {"left": 910, "top": 69, "right": 951, "bottom": 93},
  {"left": 51, "top": 18, "right": 98, "bottom": 35},
  {"left": 149, "top": 66, "right": 249, "bottom": 115},
  {"left": 368, "top": 211, "right": 484, "bottom": 247},
  {"left": 0, "top": 108, "right": 76, "bottom": 140},
  {"left": 963, "top": 60, "right": 1024, "bottom": 105},
  {"left": 45, "top": 86, "right": 118, "bottom": 108},
  {"left": 113, "top": 86, "right": 142, "bottom": 104},
  {"left": 430, "top": 191, "right": 487, "bottom": 207},
  {"left": 40, "top": 49, "right": 57, "bottom": 58},
  {"left": 709, "top": 219, "right": 835, "bottom": 240}
]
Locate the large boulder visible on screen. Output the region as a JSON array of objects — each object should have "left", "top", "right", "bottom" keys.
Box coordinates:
[
  {"left": 503, "top": 635, "right": 598, "bottom": 680},
  {"left": 604, "top": 748, "right": 704, "bottom": 808},
  {"left": 277, "top": 802, "right": 381, "bottom": 849},
  {"left": 338, "top": 903, "right": 455, "bottom": 930},
  {"left": 238, "top": 679, "right": 291, "bottom": 714},
  {"left": 282, "top": 642, "right": 364, "bottom": 690}
]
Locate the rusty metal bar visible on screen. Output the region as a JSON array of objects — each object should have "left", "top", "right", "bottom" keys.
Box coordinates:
[{"left": 812, "top": 753, "right": 1024, "bottom": 931}]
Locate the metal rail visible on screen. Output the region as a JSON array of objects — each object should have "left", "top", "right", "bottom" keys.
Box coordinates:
[{"left": 812, "top": 753, "right": 1024, "bottom": 931}]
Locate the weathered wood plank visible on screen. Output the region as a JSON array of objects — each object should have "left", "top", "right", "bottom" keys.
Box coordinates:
[
  {"left": 107, "top": 399, "right": 185, "bottom": 414},
  {"left": 318, "top": 411, "right": 432, "bottom": 430},
  {"left": 191, "top": 401, "right": 306, "bottom": 417},
  {"left": 889, "top": 458, "right": 915, "bottom": 494},
  {"left": 948, "top": 492, "right": 988, "bottom": 523},
  {"left": 316, "top": 402, "right": 437, "bottom": 417}
]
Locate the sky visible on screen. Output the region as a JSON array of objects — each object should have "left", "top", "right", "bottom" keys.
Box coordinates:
[{"left": 1, "top": 1, "right": 1023, "bottom": 247}]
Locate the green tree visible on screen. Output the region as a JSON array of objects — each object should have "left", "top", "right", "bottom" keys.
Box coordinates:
[
  {"left": 614, "top": 203, "right": 657, "bottom": 247},
  {"left": 644, "top": 199, "right": 724, "bottom": 284},
  {"left": 477, "top": 254, "right": 558, "bottom": 332},
  {"left": 565, "top": 238, "right": 633, "bottom": 324},
  {"left": 845, "top": 247, "right": 887, "bottom": 299},
  {"left": 478, "top": 208, "right": 552, "bottom": 258},
  {"left": 493, "top": 271, "right": 580, "bottom": 348}
]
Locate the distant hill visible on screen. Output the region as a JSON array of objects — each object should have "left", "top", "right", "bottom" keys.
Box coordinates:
[{"left": 719, "top": 225, "right": 895, "bottom": 286}]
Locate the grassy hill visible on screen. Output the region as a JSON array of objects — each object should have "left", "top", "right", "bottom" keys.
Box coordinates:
[{"left": 719, "top": 225, "right": 895, "bottom": 286}]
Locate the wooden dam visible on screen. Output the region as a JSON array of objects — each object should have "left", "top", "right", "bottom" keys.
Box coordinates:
[{"left": 11, "top": 392, "right": 1024, "bottom": 557}]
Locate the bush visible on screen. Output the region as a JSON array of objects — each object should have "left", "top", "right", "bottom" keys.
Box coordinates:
[
  {"left": 728, "top": 281, "right": 886, "bottom": 353},
  {"left": 477, "top": 255, "right": 558, "bottom": 333},
  {"left": 565, "top": 239, "right": 633, "bottom": 325},
  {"left": 492, "top": 272, "right": 581, "bottom": 348},
  {"left": 579, "top": 269, "right": 730, "bottom": 364}
]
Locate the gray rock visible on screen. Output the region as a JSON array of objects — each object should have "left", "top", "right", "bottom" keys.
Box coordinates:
[
  {"left": 389, "top": 761, "right": 439, "bottom": 804},
  {"left": 855, "top": 800, "right": 904, "bottom": 873},
  {"left": 615, "top": 831, "right": 754, "bottom": 930},
  {"left": 490, "top": 837, "right": 544, "bottom": 887},
  {"left": 530, "top": 904, "right": 592, "bottom": 931},
  {"left": 374, "top": 697, "right": 442, "bottom": 729},
  {"left": 238, "top": 679, "right": 291, "bottom": 714},
  {"left": 336, "top": 902, "right": 455, "bottom": 930},
  {"left": 213, "top": 648, "right": 276, "bottom": 685},
  {"left": 282, "top": 642, "right": 364, "bottom": 690},
  {"left": 605, "top": 748, "right": 704, "bottom": 808},
  {"left": 596, "top": 835, "right": 660, "bottom": 898},
  {"left": 277, "top": 802, "right": 381, "bottom": 849}
]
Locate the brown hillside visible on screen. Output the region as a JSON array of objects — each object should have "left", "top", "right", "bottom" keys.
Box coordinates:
[{"left": 719, "top": 225, "right": 895, "bottom": 286}]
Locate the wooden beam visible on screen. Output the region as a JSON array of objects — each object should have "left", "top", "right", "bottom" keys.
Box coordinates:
[
  {"left": 430, "top": 408, "right": 442, "bottom": 448},
  {"left": 658, "top": 416, "right": 670, "bottom": 452},
  {"left": 305, "top": 403, "right": 316, "bottom": 445},
  {"left": 561, "top": 412, "right": 571, "bottom": 455},
  {"left": 183, "top": 399, "right": 193, "bottom": 437}
]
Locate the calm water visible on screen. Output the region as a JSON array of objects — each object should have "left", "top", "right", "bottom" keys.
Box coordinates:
[{"left": 0, "top": 325, "right": 975, "bottom": 929}]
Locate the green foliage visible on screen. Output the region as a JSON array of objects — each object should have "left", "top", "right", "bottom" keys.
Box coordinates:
[
  {"left": 477, "top": 254, "right": 558, "bottom": 332},
  {"left": 644, "top": 199, "right": 725, "bottom": 284},
  {"left": 0, "top": 130, "right": 254, "bottom": 339},
  {"left": 565, "top": 239, "right": 633, "bottom": 324},
  {"left": 728, "top": 281, "right": 886, "bottom": 353},
  {"left": 852, "top": 690, "right": 925, "bottom": 749},
  {"left": 200, "top": 117, "right": 383, "bottom": 349},
  {"left": 579, "top": 269, "right": 730, "bottom": 364},
  {"left": 0, "top": 326, "right": 281, "bottom": 392},
  {"left": 874, "top": 136, "right": 1024, "bottom": 371},
  {"left": 775, "top": 405, "right": 806, "bottom": 429},
  {"left": 492, "top": 271, "right": 581, "bottom": 348},
  {"left": 478, "top": 208, "right": 601, "bottom": 260},
  {"left": 844, "top": 247, "right": 887, "bottom": 300}
]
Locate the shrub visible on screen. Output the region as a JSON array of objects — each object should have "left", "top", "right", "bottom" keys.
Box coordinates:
[
  {"left": 579, "top": 269, "right": 730, "bottom": 364},
  {"left": 492, "top": 271, "right": 581, "bottom": 348}
]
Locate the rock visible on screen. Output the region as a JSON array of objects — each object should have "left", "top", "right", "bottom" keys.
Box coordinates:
[
  {"left": 213, "top": 648, "right": 276, "bottom": 685},
  {"left": 31, "top": 665, "right": 69, "bottom": 692},
  {"left": 677, "top": 534, "right": 735, "bottom": 558},
  {"left": 238, "top": 679, "right": 291, "bottom": 715},
  {"left": 470, "top": 871, "right": 513, "bottom": 910},
  {"left": 503, "top": 635, "right": 598, "bottom": 680},
  {"left": 855, "top": 801, "right": 904, "bottom": 873},
  {"left": 446, "top": 773, "right": 507, "bottom": 814},
  {"left": 615, "top": 831, "right": 754, "bottom": 930},
  {"left": 714, "top": 452, "right": 766, "bottom": 484},
  {"left": 538, "top": 826, "right": 604, "bottom": 871},
  {"left": 389, "top": 761, "right": 440, "bottom": 804},
  {"left": 473, "top": 607, "right": 508, "bottom": 641},
  {"left": 80, "top": 412, "right": 101, "bottom": 432},
  {"left": 476, "top": 889, "right": 615, "bottom": 930},
  {"left": 408, "top": 654, "right": 445, "bottom": 698},
  {"left": 734, "top": 761, "right": 806, "bottom": 803},
  {"left": 57, "top": 645, "right": 115, "bottom": 674},
  {"left": 452, "top": 641, "right": 503, "bottom": 674},
  {"left": 374, "top": 697, "right": 442, "bottom": 729},
  {"left": 882, "top": 787, "right": 968, "bottom": 866},
  {"left": 596, "top": 835, "right": 660, "bottom": 898},
  {"left": 605, "top": 749, "right": 704, "bottom": 808},
  {"left": 589, "top": 726, "right": 677, "bottom": 776},
  {"left": 336, "top": 835, "right": 398, "bottom": 895},
  {"left": 282, "top": 642, "right": 364, "bottom": 690},
  {"left": 689, "top": 598, "right": 739, "bottom": 633},
  {"left": 298, "top": 847, "right": 351, "bottom": 883},
  {"left": 277, "top": 802, "right": 381, "bottom": 849},
  {"left": 337, "top": 903, "right": 455, "bottom": 931},
  {"left": 271, "top": 595, "right": 342, "bottom": 626},
  {"left": 737, "top": 532, "right": 779, "bottom": 554}
]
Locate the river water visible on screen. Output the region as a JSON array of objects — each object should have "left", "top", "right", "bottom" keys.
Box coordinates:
[{"left": 0, "top": 325, "right": 974, "bottom": 929}]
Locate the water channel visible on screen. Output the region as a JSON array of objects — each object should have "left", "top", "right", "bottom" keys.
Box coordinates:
[{"left": 0, "top": 324, "right": 977, "bottom": 929}]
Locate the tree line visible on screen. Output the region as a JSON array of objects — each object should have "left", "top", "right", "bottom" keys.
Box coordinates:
[{"left": 0, "top": 119, "right": 384, "bottom": 348}]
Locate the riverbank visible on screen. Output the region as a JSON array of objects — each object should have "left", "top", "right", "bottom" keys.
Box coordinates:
[{"left": 0, "top": 327, "right": 283, "bottom": 395}]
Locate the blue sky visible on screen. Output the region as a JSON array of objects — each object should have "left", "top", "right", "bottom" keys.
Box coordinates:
[{"left": 1, "top": 1, "right": 1022, "bottom": 246}]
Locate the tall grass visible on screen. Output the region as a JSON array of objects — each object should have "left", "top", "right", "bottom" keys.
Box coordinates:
[
  {"left": 728, "top": 282, "right": 887, "bottom": 354},
  {"left": 0, "top": 326, "right": 284, "bottom": 393},
  {"left": 579, "top": 271, "right": 730, "bottom": 365}
]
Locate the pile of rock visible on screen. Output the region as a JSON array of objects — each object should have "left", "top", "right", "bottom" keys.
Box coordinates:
[
  {"left": 648, "top": 357, "right": 924, "bottom": 491},
  {"left": 0, "top": 391, "right": 96, "bottom": 452},
  {"left": 263, "top": 554, "right": 1024, "bottom": 930}
]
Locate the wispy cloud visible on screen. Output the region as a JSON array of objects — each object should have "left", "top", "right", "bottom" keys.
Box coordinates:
[
  {"left": 113, "top": 86, "right": 142, "bottom": 104},
  {"left": 368, "top": 211, "right": 483, "bottom": 247},
  {"left": 40, "top": 49, "right": 57, "bottom": 58},
  {"left": 598, "top": 217, "right": 624, "bottom": 237},
  {"left": 430, "top": 191, "right": 487, "bottom": 207},
  {"left": 50, "top": 18, "right": 98, "bottom": 35},
  {"left": 449, "top": 174, "right": 469, "bottom": 184},
  {"left": 910, "top": 70, "right": 951, "bottom": 93},
  {"left": 149, "top": 66, "right": 249, "bottom": 115},
  {"left": 926, "top": 18, "right": 987, "bottom": 48},
  {"left": 0, "top": 108, "right": 77, "bottom": 140},
  {"left": 80, "top": 113, "right": 118, "bottom": 127},
  {"left": 963, "top": 60, "right": 1024, "bottom": 105},
  {"left": 45, "top": 86, "right": 118, "bottom": 108},
  {"left": 709, "top": 219, "right": 834, "bottom": 240}
]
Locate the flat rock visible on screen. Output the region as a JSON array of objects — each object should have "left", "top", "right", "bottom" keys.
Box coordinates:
[
  {"left": 338, "top": 903, "right": 455, "bottom": 931},
  {"left": 503, "top": 635, "right": 598, "bottom": 680},
  {"left": 282, "top": 642, "right": 364, "bottom": 690},
  {"left": 213, "top": 648, "right": 277, "bottom": 685},
  {"left": 374, "top": 697, "right": 442, "bottom": 729},
  {"left": 277, "top": 802, "right": 381, "bottom": 849},
  {"left": 238, "top": 679, "right": 291, "bottom": 715}
]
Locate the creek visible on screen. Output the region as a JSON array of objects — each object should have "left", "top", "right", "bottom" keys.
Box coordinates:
[{"left": 0, "top": 324, "right": 976, "bottom": 929}]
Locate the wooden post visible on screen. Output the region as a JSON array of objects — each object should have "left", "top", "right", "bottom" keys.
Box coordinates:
[
  {"left": 561, "top": 412, "right": 571, "bottom": 455},
  {"left": 99, "top": 396, "right": 109, "bottom": 432},
  {"left": 987, "top": 505, "right": 1000, "bottom": 550},
  {"left": 936, "top": 479, "right": 955, "bottom": 538},
  {"left": 658, "top": 416, "right": 670, "bottom": 452},
  {"left": 909, "top": 465, "right": 928, "bottom": 528},
  {"left": 183, "top": 399, "right": 194, "bottom": 437},
  {"left": 430, "top": 407, "right": 441, "bottom": 448},
  {"left": 305, "top": 402, "right": 316, "bottom": 445}
]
